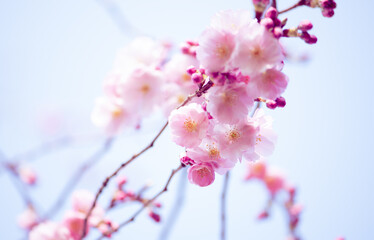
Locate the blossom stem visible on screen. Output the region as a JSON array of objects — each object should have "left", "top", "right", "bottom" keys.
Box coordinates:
[
  {"left": 279, "top": 0, "right": 305, "bottom": 14},
  {"left": 43, "top": 137, "right": 114, "bottom": 220},
  {"left": 81, "top": 80, "right": 213, "bottom": 239},
  {"left": 97, "top": 164, "right": 184, "bottom": 240},
  {"left": 272, "top": 0, "right": 277, "bottom": 9},
  {"left": 221, "top": 171, "right": 230, "bottom": 240}
]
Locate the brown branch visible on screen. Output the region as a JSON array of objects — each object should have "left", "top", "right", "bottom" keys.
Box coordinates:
[
  {"left": 81, "top": 79, "right": 213, "bottom": 239},
  {"left": 272, "top": 0, "right": 277, "bottom": 9},
  {"left": 279, "top": 0, "right": 305, "bottom": 14},
  {"left": 221, "top": 171, "right": 230, "bottom": 240},
  {"left": 97, "top": 164, "right": 184, "bottom": 240},
  {"left": 42, "top": 137, "right": 114, "bottom": 220}
]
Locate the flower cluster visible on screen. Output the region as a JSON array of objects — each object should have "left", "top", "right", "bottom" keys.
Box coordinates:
[
  {"left": 168, "top": 10, "right": 285, "bottom": 187},
  {"left": 28, "top": 190, "right": 117, "bottom": 240}
]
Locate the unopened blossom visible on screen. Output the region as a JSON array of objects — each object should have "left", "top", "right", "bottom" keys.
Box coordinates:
[
  {"left": 169, "top": 103, "right": 209, "bottom": 148},
  {"left": 251, "top": 68, "right": 288, "bottom": 100},
  {"left": 214, "top": 120, "right": 258, "bottom": 161},
  {"left": 29, "top": 222, "right": 73, "bottom": 240},
  {"left": 188, "top": 162, "right": 216, "bottom": 187},
  {"left": 232, "top": 22, "right": 284, "bottom": 76},
  {"left": 19, "top": 166, "right": 37, "bottom": 185},
  {"left": 97, "top": 219, "right": 119, "bottom": 238},
  {"left": 206, "top": 82, "right": 253, "bottom": 124},
  {"left": 17, "top": 206, "right": 38, "bottom": 230}
]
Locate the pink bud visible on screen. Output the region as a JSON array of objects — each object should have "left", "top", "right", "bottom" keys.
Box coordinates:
[
  {"left": 117, "top": 176, "right": 127, "bottom": 189},
  {"left": 257, "top": 211, "right": 269, "bottom": 220},
  {"left": 266, "top": 100, "right": 277, "bottom": 109},
  {"left": 149, "top": 211, "right": 161, "bottom": 222},
  {"left": 306, "top": 34, "right": 318, "bottom": 44},
  {"left": 186, "top": 66, "right": 196, "bottom": 75},
  {"left": 273, "top": 27, "right": 283, "bottom": 39},
  {"left": 191, "top": 72, "right": 203, "bottom": 84},
  {"left": 298, "top": 20, "right": 313, "bottom": 31},
  {"left": 180, "top": 156, "right": 196, "bottom": 166},
  {"left": 275, "top": 96, "right": 286, "bottom": 107},
  {"left": 260, "top": 18, "right": 274, "bottom": 30},
  {"left": 265, "top": 7, "right": 278, "bottom": 19}
]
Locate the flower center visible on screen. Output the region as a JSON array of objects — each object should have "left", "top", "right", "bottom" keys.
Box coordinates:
[
  {"left": 184, "top": 118, "right": 198, "bottom": 132},
  {"left": 197, "top": 167, "right": 209, "bottom": 178},
  {"left": 141, "top": 84, "right": 150, "bottom": 94},
  {"left": 216, "top": 45, "right": 229, "bottom": 59},
  {"left": 227, "top": 129, "right": 241, "bottom": 142},
  {"left": 207, "top": 145, "right": 221, "bottom": 160}
]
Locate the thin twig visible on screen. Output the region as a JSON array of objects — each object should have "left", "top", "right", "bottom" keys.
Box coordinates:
[
  {"left": 221, "top": 171, "right": 230, "bottom": 240},
  {"left": 279, "top": 0, "right": 305, "bottom": 15},
  {"left": 81, "top": 86, "right": 208, "bottom": 239},
  {"left": 272, "top": 0, "right": 277, "bottom": 10},
  {"left": 158, "top": 167, "right": 188, "bottom": 240},
  {"left": 42, "top": 137, "right": 114, "bottom": 219},
  {"left": 0, "top": 151, "right": 37, "bottom": 209},
  {"left": 97, "top": 164, "right": 184, "bottom": 240}
]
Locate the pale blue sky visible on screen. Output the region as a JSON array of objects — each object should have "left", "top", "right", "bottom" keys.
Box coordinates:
[{"left": 0, "top": 0, "right": 373, "bottom": 239}]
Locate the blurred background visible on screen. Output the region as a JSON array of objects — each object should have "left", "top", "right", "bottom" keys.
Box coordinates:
[{"left": 0, "top": 0, "right": 372, "bottom": 239}]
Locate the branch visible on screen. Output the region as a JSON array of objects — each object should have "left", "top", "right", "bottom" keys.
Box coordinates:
[
  {"left": 279, "top": 0, "right": 305, "bottom": 15},
  {"left": 0, "top": 151, "right": 38, "bottom": 210},
  {"left": 81, "top": 83, "right": 210, "bottom": 239},
  {"left": 272, "top": 0, "right": 277, "bottom": 10},
  {"left": 158, "top": 168, "right": 188, "bottom": 240},
  {"left": 42, "top": 137, "right": 114, "bottom": 219},
  {"left": 97, "top": 164, "right": 184, "bottom": 240},
  {"left": 221, "top": 171, "right": 230, "bottom": 240}
]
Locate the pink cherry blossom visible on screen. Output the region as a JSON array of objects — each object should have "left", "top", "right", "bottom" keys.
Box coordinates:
[
  {"left": 265, "top": 170, "right": 285, "bottom": 195},
  {"left": 232, "top": 22, "right": 284, "bottom": 76},
  {"left": 206, "top": 82, "right": 253, "bottom": 124},
  {"left": 117, "top": 66, "right": 163, "bottom": 116},
  {"left": 244, "top": 108, "right": 277, "bottom": 161},
  {"left": 196, "top": 28, "right": 236, "bottom": 72},
  {"left": 251, "top": 68, "right": 288, "bottom": 100},
  {"left": 17, "top": 206, "right": 38, "bottom": 230},
  {"left": 186, "top": 138, "right": 235, "bottom": 174},
  {"left": 29, "top": 222, "right": 73, "bottom": 240},
  {"left": 71, "top": 190, "right": 104, "bottom": 225},
  {"left": 169, "top": 103, "right": 209, "bottom": 148},
  {"left": 245, "top": 160, "right": 267, "bottom": 180},
  {"left": 210, "top": 10, "right": 254, "bottom": 34},
  {"left": 62, "top": 211, "right": 88, "bottom": 240},
  {"left": 188, "top": 162, "right": 215, "bottom": 187},
  {"left": 91, "top": 96, "right": 134, "bottom": 135},
  {"left": 214, "top": 120, "right": 258, "bottom": 161}
]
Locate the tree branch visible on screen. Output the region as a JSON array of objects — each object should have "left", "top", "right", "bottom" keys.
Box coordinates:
[
  {"left": 97, "top": 164, "right": 184, "bottom": 240},
  {"left": 42, "top": 137, "right": 114, "bottom": 219},
  {"left": 81, "top": 81, "right": 211, "bottom": 239},
  {"left": 221, "top": 171, "right": 230, "bottom": 240}
]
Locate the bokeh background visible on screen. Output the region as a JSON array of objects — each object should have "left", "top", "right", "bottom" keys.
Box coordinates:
[{"left": 0, "top": 0, "right": 372, "bottom": 239}]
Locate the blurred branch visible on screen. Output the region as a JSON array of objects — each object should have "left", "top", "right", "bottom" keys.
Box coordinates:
[
  {"left": 95, "top": 0, "right": 142, "bottom": 36},
  {"left": 43, "top": 137, "right": 114, "bottom": 219},
  {"left": 97, "top": 164, "right": 184, "bottom": 240},
  {"left": 81, "top": 79, "right": 212, "bottom": 239},
  {"left": 0, "top": 150, "right": 38, "bottom": 210},
  {"left": 158, "top": 168, "right": 188, "bottom": 240},
  {"left": 221, "top": 171, "right": 230, "bottom": 240}
]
